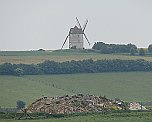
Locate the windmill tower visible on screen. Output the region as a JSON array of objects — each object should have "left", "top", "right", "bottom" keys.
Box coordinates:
[{"left": 61, "top": 17, "right": 90, "bottom": 49}]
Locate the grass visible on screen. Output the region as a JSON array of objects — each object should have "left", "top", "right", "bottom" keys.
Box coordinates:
[
  {"left": 0, "top": 112, "right": 152, "bottom": 122},
  {"left": 1, "top": 72, "right": 152, "bottom": 107},
  {"left": 0, "top": 50, "right": 152, "bottom": 64},
  {"left": 0, "top": 76, "right": 71, "bottom": 107},
  {"left": 0, "top": 50, "right": 152, "bottom": 122},
  {"left": 24, "top": 72, "right": 152, "bottom": 102}
]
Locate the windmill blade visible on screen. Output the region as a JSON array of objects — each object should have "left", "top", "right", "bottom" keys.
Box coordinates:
[
  {"left": 76, "top": 17, "right": 82, "bottom": 29},
  {"left": 84, "top": 33, "right": 90, "bottom": 45},
  {"left": 61, "top": 34, "right": 69, "bottom": 49},
  {"left": 83, "top": 19, "right": 88, "bottom": 32}
]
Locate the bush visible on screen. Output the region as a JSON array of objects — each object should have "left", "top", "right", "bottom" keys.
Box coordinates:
[
  {"left": 130, "top": 47, "right": 137, "bottom": 55},
  {"left": 139, "top": 48, "right": 145, "bottom": 56},
  {"left": 38, "top": 49, "right": 45, "bottom": 51},
  {"left": 16, "top": 100, "right": 26, "bottom": 110},
  {"left": 148, "top": 44, "right": 152, "bottom": 53},
  {"left": 0, "top": 59, "right": 152, "bottom": 75}
]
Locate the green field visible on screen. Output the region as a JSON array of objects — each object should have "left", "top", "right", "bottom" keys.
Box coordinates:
[
  {"left": 0, "top": 112, "right": 152, "bottom": 122},
  {"left": 0, "top": 75, "right": 71, "bottom": 107},
  {"left": 0, "top": 50, "right": 152, "bottom": 121},
  {"left": 1, "top": 72, "right": 152, "bottom": 107},
  {"left": 0, "top": 50, "right": 152, "bottom": 64}
]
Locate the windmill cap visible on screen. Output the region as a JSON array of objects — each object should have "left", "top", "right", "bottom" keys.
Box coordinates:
[{"left": 70, "top": 26, "right": 84, "bottom": 34}]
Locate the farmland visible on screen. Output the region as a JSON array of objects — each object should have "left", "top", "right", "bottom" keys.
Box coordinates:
[
  {"left": 1, "top": 72, "right": 152, "bottom": 107},
  {"left": 1, "top": 50, "right": 152, "bottom": 122},
  {"left": 0, "top": 50, "right": 152, "bottom": 64},
  {"left": 0, "top": 75, "right": 71, "bottom": 107},
  {"left": 0, "top": 112, "right": 152, "bottom": 122}
]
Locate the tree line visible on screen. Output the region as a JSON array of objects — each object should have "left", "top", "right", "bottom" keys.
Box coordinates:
[
  {"left": 0, "top": 59, "right": 152, "bottom": 76},
  {"left": 92, "top": 42, "right": 152, "bottom": 55}
]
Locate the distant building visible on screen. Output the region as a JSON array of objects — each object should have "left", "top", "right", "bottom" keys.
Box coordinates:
[
  {"left": 69, "top": 26, "right": 84, "bottom": 49},
  {"left": 61, "top": 17, "right": 90, "bottom": 49}
]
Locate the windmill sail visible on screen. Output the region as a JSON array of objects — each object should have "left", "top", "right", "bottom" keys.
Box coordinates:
[{"left": 61, "top": 34, "right": 69, "bottom": 49}]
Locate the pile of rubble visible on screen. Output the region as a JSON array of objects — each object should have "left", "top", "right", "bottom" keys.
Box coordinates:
[
  {"left": 129, "top": 102, "right": 147, "bottom": 110},
  {"left": 27, "top": 94, "right": 135, "bottom": 114}
]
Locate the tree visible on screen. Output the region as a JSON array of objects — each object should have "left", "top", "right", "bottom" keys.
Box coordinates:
[
  {"left": 130, "top": 47, "right": 136, "bottom": 55},
  {"left": 148, "top": 44, "right": 152, "bottom": 53},
  {"left": 16, "top": 100, "right": 26, "bottom": 110},
  {"left": 38, "top": 49, "right": 45, "bottom": 51},
  {"left": 92, "top": 42, "right": 137, "bottom": 54},
  {"left": 139, "top": 48, "right": 145, "bottom": 56},
  {"left": 38, "top": 60, "right": 59, "bottom": 74},
  {"left": 92, "top": 42, "right": 107, "bottom": 50},
  {"left": 127, "top": 43, "right": 137, "bottom": 51},
  {"left": 0, "top": 63, "right": 15, "bottom": 75}
]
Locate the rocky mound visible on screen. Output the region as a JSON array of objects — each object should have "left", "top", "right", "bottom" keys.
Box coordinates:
[{"left": 27, "top": 94, "right": 131, "bottom": 114}]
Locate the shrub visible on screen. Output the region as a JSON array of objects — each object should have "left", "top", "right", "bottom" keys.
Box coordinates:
[{"left": 16, "top": 100, "right": 26, "bottom": 110}]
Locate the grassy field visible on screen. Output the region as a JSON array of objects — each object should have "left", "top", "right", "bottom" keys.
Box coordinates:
[
  {"left": 24, "top": 72, "right": 152, "bottom": 102},
  {"left": 0, "top": 75, "right": 71, "bottom": 107},
  {"left": 0, "top": 50, "right": 152, "bottom": 64},
  {"left": 0, "top": 112, "right": 152, "bottom": 122},
  {"left": 0, "top": 50, "right": 152, "bottom": 121},
  {"left": 1, "top": 72, "right": 152, "bottom": 107}
]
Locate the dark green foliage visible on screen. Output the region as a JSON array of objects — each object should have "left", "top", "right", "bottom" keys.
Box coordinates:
[
  {"left": 130, "top": 47, "right": 137, "bottom": 55},
  {"left": 139, "top": 48, "right": 145, "bottom": 56},
  {"left": 0, "top": 63, "right": 15, "bottom": 75},
  {"left": 0, "top": 59, "right": 152, "bottom": 75},
  {"left": 16, "top": 64, "right": 41, "bottom": 75},
  {"left": 38, "top": 49, "right": 45, "bottom": 51},
  {"left": 38, "top": 60, "right": 59, "bottom": 74},
  {"left": 16, "top": 100, "right": 26, "bottom": 110},
  {"left": 92, "top": 42, "right": 137, "bottom": 54},
  {"left": 148, "top": 44, "right": 152, "bottom": 53}
]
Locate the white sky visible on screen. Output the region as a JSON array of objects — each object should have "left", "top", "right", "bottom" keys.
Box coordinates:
[{"left": 0, "top": 0, "right": 152, "bottom": 51}]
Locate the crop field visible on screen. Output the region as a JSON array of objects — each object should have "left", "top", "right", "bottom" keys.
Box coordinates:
[
  {"left": 1, "top": 72, "right": 152, "bottom": 107},
  {"left": 0, "top": 112, "right": 152, "bottom": 122},
  {"left": 0, "top": 50, "right": 152, "bottom": 64}
]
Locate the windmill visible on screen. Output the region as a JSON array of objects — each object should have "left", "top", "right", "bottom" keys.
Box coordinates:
[{"left": 61, "top": 17, "right": 90, "bottom": 49}]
